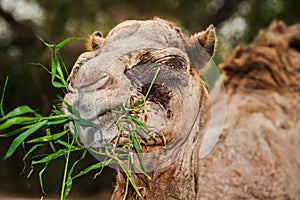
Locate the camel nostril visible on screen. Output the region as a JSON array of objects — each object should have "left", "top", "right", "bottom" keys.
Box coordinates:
[
  {"left": 94, "top": 74, "right": 110, "bottom": 90},
  {"left": 71, "top": 71, "right": 110, "bottom": 92},
  {"left": 82, "top": 73, "right": 110, "bottom": 92}
]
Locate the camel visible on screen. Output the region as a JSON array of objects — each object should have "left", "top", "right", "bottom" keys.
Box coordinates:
[
  {"left": 63, "top": 18, "right": 300, "bottom": 199},
  {"left": 197, "top": 21, "right": 300, "bottom": 199}
]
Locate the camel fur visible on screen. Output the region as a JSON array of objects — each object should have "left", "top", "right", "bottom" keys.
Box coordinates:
[{"left": 63, "top": 19, "right": 300, "bottom": 199}]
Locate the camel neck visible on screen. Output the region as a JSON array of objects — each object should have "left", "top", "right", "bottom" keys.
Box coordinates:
[{"left": 111, "top": 105, "right": 208, "bottom": 200}]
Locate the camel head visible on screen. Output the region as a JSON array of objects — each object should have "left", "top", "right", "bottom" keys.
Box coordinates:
[{"left": 63, "top": 18, "right": 216, "bottom": 164}]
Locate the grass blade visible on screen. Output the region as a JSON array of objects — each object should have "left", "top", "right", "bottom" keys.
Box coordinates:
[
  {"left": 0, "top": 117, "right": 38, "bottom": 131},
  {"left": 54, "top": 140, "right": 80, "bottom": 150},
  {"left": 38, "top": 37, "right": 54, "bottom": 49},
  {"left": 60, "top": 137, "right": 76, "bottom": 200},
  {"left": 143, "top": 67, "right": 160, "bottom": 101},
  {"left": 55, "top": 37, "right": 85, "bottom": 51},
  {"left": 31, "top": 149, "right": 64, "bottom": 165},
  {"left": 47, "top": 118, "right": 69, "bottom": 125},
  {"left": 64, "top": 150, "right": 87, "bottom": 198},
  {"left": 21, "top": 143, "right": 45, "bottom": 174},
  {"left": 0, "top": 125, "right": 30, "bottom": 137},
  {"left": 26, "top": 130, "right": 68, "bottom": 143},
  {"left": 0, "top": 105, "right": 36, "bottom": 122},
  {"left": 37, "top": 149, "right": 65, "bottom": 194},
  {"left": 45, "top": 128, "right": 56, "bottom": 152},
  {"left": 38, "top": 165, "right": 48, "bottom": 194},
  {"left": 72, "top": 161, "right": 107, "bottom": 180},
  {"left": 4, "top": 120, "right": 48, "bottom": 159},
  {"left": 131, "top": 133, "right": 146, "bottom": 171},
  {"left": 51, "top": 56, "right": 66, "bottom": 89},
  {"left": 0, "top": 76, "right": 9, "bottom": 117}
]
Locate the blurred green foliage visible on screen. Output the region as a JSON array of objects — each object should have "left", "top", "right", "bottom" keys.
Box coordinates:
[{"left": 0, "top": 0, "right": 299, "bottom": 197}]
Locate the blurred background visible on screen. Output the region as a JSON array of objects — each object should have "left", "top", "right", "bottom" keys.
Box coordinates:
[{"left": 0, "top": 0, "right": 299, "bottom": 199}]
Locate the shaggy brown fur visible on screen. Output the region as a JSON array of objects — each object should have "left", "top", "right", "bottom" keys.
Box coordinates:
[
  {"left": 197, "top": 21, "right": 300, "bottom": 199},
  {"left": 221, "top": 21, "right": 300, "bottom": 93}
]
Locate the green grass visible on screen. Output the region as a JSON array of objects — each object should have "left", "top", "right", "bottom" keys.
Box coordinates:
[{"left": 0, "top": 37, "right": 158, "bottom": 200}]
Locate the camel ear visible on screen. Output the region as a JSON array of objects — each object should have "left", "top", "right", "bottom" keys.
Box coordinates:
[{"left": 186, "top": 25, "right": 216, "bottom": 70}]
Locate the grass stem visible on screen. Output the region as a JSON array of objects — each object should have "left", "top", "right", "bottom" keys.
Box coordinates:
[{"left": 60, "top": 136, "right": 74, "bottom": 200}]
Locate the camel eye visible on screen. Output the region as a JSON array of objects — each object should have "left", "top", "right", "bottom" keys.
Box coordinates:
[{"left": 124, "top": 54, "right": 188, "bottom": 108}]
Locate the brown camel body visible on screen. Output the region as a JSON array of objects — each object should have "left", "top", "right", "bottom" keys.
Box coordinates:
[{"left": 197, "top": 21, "right": 300, "bottom": 199}]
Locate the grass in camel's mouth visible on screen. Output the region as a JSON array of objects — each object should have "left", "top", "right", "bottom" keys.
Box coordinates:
[{"left": 0, "top": 37, "right": 160, "bottom": 200}]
